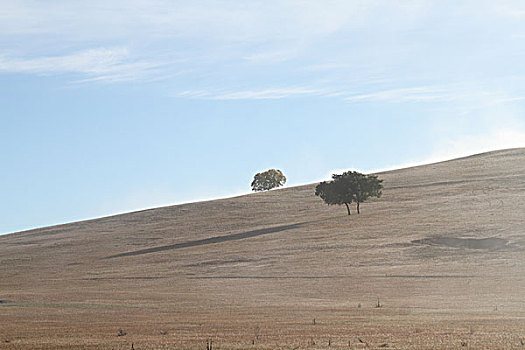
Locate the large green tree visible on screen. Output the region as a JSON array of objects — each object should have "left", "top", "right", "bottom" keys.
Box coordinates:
[
  {"left": 315, "top": 171, "right": 383, "bottom": 215},
  {"left": 251, "top": 169, "right": 287, "bottom": 192}
]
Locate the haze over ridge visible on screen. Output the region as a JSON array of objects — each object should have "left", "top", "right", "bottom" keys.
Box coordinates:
[{"left": 1, "top": 147, "right": 524, "bottom": 349}]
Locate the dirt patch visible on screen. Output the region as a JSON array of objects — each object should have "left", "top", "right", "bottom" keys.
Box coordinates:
[{"left": 412, "top": 237, "right": 508, "bottom": 250}]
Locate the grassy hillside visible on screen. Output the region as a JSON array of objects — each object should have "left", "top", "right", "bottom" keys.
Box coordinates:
[{"left": 1, "top": 148, "right": 524, "bottom": 349}]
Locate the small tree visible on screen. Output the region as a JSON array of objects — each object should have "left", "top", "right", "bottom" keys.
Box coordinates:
[
  {"left": 251, "top": 169, "right": 286, "bottom": 192},
  {"left": 315, "top": 171, "right": 383, "bottom": 215},
  {"left": 315, "top": 177, "right": 354, "bottom": 215},
  {"left": 352, "top": 172, "right": 383, "bottom": 214}
]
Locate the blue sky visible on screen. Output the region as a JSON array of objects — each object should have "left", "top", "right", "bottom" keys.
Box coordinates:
[{"left": 2, "top": 0, "right": 525, "bottom": 234}]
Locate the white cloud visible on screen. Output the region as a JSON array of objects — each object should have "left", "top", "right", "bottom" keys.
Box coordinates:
[
  {"left": 426, "top": 111, "right": 525, "bottom": 162},
  {"left": 177, "top": 90, "right": 212, "bottom": 98},
  {"left": 176, "top": 84, "right": 525, "bottom": 113},
  {"left": 178, "top": 87, "right": 328, "bottom": 100},
  {"left": 0, "top": 48, "right": 162, "bottom": 82},
  {"left": 429, "top": 127, "right": 525, "bottom": 161},
  {"left": 1, "top": 0, "right": 525, "bottom": 98},
  {"left": 0, "top": 0, "right": 431, "bottom": 42},
  {"left": 325, "top": 110, "right": 525, "bottom": 176},
  {"left": 345, "top": 86, "right": 451, "bottom": 103},
  {"left": 490, "top": 1, "right": 525, "bottom": 18},
  {"left": 343, "top": 84, "right": 525, "bottom": 111},
  {"left": 326, "top": 126, "right": 525, "bottom": 177},
  {"left": 243, "top": 49, "right": 299, "bottom": 64}
]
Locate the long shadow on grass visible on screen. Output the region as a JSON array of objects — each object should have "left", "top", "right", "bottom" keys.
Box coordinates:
[{"left": 107, "top": 222, "right": 306, "bottom": 259}]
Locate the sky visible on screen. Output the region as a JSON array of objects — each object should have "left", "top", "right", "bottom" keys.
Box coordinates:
[{"left": 1, "top": 0, "right": 525, "bottom": 234}]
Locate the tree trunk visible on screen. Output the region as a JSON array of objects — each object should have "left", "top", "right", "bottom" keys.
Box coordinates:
[
  {"left": 344, "top": 202, "right": 351, "bottom": 215},
  {"left": 356, "top": 201, "right": 360, "bottom": 214}
]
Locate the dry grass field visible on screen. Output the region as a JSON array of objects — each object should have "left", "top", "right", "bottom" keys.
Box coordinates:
[{"left": 1, "top": 148, "right": 524, "bottom": 349}]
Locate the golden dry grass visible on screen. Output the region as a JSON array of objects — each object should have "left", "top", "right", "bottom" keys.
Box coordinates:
[{"left": 1, "top": 148, "right": 524, "bottom": 349}]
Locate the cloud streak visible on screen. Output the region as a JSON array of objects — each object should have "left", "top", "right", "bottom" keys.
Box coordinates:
[
  {"left": 177, "top": 84, "right": 525, "bottom": 111},
  {"left": 0, "top": 48, "right": 163, "bottom": 82},
  {"left": 345, "top": 86, "right": 451, "bottom": 103},
  {"left": 178, "top": 87, "right": 329, "bottom": 100},
  {"left": 2, "top": 0, "right": 525, "bottom": 102},
  {"left": 0, "top": 1, "right": 428, "bottom": 41}
]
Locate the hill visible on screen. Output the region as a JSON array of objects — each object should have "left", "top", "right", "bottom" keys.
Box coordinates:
[{"left": 1, "top": 148, "right": 524, "bottom": 349}]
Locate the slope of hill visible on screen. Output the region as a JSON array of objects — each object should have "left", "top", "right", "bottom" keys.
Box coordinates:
[{"left": 1, "top": 148, "right": 524, "bottom": 349}]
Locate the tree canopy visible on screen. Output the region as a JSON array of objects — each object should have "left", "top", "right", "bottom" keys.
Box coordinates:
[
  {"left": 251, "top": 169, "right": 287, "bottom": 192},
  {"left": 315, "top": 171, "right": 383, "bottom": 215}
]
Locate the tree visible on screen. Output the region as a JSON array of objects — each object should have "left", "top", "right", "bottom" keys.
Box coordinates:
[
  {"left": 315, "top": 171, "right": 383, "bottom": 215},
  {"left": 251, "top": 169, "right": 286, "bottom": 192},
  {"left": 315, "top": 177, "right": 354, "bottom": 215}
]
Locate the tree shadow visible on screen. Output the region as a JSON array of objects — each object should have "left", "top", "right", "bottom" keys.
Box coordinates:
[{"left": 106, "top": 222, "right": 306, "bottom": 259}]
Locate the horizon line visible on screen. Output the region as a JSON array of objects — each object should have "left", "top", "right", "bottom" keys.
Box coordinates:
[{"left": 2, "top": 146, "right": 522, "bottom": 236}]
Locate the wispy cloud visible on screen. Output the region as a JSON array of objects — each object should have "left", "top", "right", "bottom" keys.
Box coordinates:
[
  {"left": 0, "top": 1, "right": 430, "bottom": 41},
  {"left": 2, "top": 0, "right": 525, "bottom": 99},
  {"left": 345, "top": 86, "right": 452, "bottom": 103},
  {"left": 491, "top": 2, "right": 525, "bottom": 18},
  {"left": 0, "top": 48, "right": 163, "bottom": 82},
  {"left": 243, "top": 49, "right": 299, "bottom": 64},
  {"left": 177, "top": 84, "right": 525, "bottom": 112},
  {"left": 0, "top": 0, "right": 434, "bottom": 84},
  {"left": 178, "top": 87, "right": 329, "bottom": 100},
  {"left": 342, "top": 85, "right": 525, "bottom": 112}
]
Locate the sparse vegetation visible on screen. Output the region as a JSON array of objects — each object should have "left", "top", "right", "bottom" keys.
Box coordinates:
[
  {"left": 376, "top": 298, "right": 382, "bottom": 308},
  {"left": 0, "top": 149, "right": 524, "bottom": 349},
  {"left": 315, "top": 171, "right": 383, "bottom": 215},
  {"left": 251, "top": 169, "right": 286, "bottom": 192},
  {"left": 254, "top": 325, "right": 260, "bottom": 341}
]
